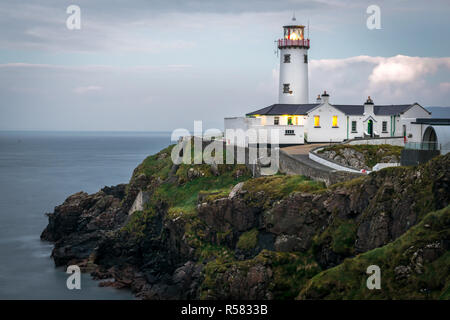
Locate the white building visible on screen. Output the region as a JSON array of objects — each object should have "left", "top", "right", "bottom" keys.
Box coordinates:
[{"left": 224, "top": 17, "right": 432, "bottom": 146}]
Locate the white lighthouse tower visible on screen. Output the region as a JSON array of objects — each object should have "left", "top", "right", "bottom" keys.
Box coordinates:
[{"left": 277, "top": 16, "right": 310, "bottom": 104}]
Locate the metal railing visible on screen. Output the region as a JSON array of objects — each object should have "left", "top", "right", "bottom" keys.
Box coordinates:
[
  {"left": 404, "top": 141, "right": 441, "bottom": 151},
  {"left": 277, "top": 39, "right": 310, "bottom": 48}
]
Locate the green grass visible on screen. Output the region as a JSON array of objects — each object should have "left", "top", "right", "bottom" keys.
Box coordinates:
[
  {"left": 154, "top": 164, "right": 251, "bottom": 214},
  {"left": 242, "top": 175, "right": 326, "bottom": 209},
  {"left": 133, "top": 145, "right": 176, "bottom": 180},
  {"left": 318, "top": 144, "right": 403, "bottom": 168},
  {"left": 299, "top": 205, "right": 450, "bottom": 300},
  {"left": 237, "top": 228, "right": 259, "bottom": 251}
]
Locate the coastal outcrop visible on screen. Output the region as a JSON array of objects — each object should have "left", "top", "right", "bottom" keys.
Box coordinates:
[
  {"left": 41, "top": 144, "right": 450, "bottom": 300},
  {"left": 317, "top": 144, "right": 402, "bottom": 170}
]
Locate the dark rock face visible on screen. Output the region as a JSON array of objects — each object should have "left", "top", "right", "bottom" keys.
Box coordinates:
[
  {"left": 41, "top": 184, "right": 128, "bottom": 266},
  {"left": 41, "top": 153, "right": 450, "bottom": 299}
]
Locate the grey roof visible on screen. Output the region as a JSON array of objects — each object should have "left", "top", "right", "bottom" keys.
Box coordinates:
[
  {"left": 374, "top": 105, "right": 413, "bottom": 115},
  {"left": 247, "top": 103, "right": 418, "bottom": 117},
  {"left": 413, "top": 118, "right": 450, "bottom": 125},
  {"left": 333, "top": 105, "right": 364, "bottom": 115},
  {"left": 330, "top": 104, "right": 414, "bottom": 116},
  {"left": 246, "top": 104, "right": 318, "bottom": 116}
]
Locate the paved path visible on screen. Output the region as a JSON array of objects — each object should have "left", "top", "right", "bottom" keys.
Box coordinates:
[{"left": 281, "top": 144, "right": 335, "bottom": 172}]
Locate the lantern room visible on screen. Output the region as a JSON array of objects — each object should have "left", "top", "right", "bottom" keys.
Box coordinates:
[
  {"left": 283, "top": 25, "right": 305, "bottom": 41},
  {"left": 277, "top": 19, "right": 310, "bottom": 49}
]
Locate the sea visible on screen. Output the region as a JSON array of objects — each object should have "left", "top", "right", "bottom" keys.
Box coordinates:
[{"left": 0, "top": 131, "right": 172, "bottom": 299}]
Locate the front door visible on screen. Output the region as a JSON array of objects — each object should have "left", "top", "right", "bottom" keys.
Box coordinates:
[{"left": 368, "top": 120, "right": 373, "bottom": 137}]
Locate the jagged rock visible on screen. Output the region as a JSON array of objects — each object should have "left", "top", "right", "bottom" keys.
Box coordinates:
[
  {"left": 394, "top": 265, "right": 412, "bottom": 280},
  {"left": 228, "top": 182, "right": 244, "bottom": 199},
  {"left": 128, "top": 190, "right": 150, "bottom": 215}
]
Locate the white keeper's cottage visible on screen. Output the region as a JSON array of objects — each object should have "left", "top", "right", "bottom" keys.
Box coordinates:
[{"left": 224, "top": 16, "right": 432, "bottom": 146}]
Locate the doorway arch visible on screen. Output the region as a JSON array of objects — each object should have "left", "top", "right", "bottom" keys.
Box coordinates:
[{"left": 422, "top": 126, "right": 437, "bottom": 150}]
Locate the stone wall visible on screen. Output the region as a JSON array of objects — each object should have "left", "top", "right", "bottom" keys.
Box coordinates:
[
  {"left": 345, "top": 136, "right": 405, "bottom": 146},
  {"left": 278, "top": 149, "right": 361, "bottom": 186},
  {"left": 309, "top": 149, "right": 362, "bottom": 173}
]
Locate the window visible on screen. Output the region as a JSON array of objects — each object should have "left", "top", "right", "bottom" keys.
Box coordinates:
[
  {"left": 314, "top": 116, "right": 320, "bottom": 127},
  {"left": 284, "top": 54, "right": 291, "bottom": 63},
  {"left": 332, "top": 116, "right": 338, "bottom": 127},
  {"left": 351, "top": 121, "right": 357, "bottom": 133},
  {"left": 274, "top": 116, "right": 279, "bottom": 125},
  {"left": 382, "top": 121, "right": 388, "bottom": 133},
  {"left": 287, "top": 117, "right": 293, "bottom": 125},
  {"left": 304, "top": 54, "right": 308, "bottom": 63},
  {"left": 285, "top": 129, "right": 295, "bottom": 136},
  {"left": 283, "top": 83, "right": 291, "bottom": 94}
]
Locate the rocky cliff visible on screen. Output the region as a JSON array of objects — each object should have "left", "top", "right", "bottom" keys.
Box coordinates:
[
  {"left": 41, "top": 144, "right": 450, "bottom": 299},
  {"left": 318, "top": 144, "right": 402, "bottom": 170}
]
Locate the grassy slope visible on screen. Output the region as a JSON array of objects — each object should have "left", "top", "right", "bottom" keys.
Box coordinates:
[{"left": 298, "top": 205, "right": 450, "bottom": 300}]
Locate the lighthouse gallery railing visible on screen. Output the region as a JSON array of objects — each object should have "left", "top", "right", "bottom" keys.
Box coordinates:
[{"left": 277, "top": 39, "right": 310, "bottom": 48}]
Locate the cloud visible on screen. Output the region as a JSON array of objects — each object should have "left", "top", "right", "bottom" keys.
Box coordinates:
[
  {"left": 309, "top": 55, "right": 450, "bottom": 104},
  {"left": 73, "top": 85, "right": 103, "bottom": 94},
  {"left": 368, "top": 55, "right": 450, "bottom": 84}
]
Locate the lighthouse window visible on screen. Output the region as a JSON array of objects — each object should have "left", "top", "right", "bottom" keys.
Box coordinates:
[
  {"left": 284, "top": 54, "right": 291, "bottom": 63},
  {"left": 283, "top": 84, "right": 290, "bottom": 94},
  {"left": 304, "top": 54, "right": 308, "bottom": 63}
]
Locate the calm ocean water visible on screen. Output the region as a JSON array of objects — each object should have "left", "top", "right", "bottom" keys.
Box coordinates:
[{"left": 0, "top": 131, "right": 172, "bottom": 299}]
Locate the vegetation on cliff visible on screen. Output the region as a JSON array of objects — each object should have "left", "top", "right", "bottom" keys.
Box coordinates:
[
  {"left": 299, "top": 205, "right": 450, "bottom": 299},
  {"left": 318, "top": 144, "right": 403, "bottom": 169},
  {"left": 41, "top": 140, "right": 449, "bottom": 300}
]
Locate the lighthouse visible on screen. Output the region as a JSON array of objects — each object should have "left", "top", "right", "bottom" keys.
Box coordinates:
[{"left": 277, "top": 16, "right": 310, "bottom": 104}]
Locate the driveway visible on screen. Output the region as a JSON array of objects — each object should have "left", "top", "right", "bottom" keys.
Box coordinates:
[{"left": 281, "top": 143, "right": 335, "bottom": 172}]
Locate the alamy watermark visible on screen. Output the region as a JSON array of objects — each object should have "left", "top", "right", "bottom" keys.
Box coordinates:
[
  {"left": 66, "top": 265, "right": 81, "bottom": 290},
  {"left": 66, "top": 5, "right": 81, "bottom": 30},
  {"left": 366, "top": 5, "right": 381, "bottom": 30},
  {"left": 366, "top": 265, "right": 381, "bottom": 290},
  {"left": 170, "top": 121, "right": 280, "bottom": 175}
]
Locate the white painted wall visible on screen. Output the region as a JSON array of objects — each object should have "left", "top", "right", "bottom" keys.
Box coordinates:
[
  {"left": 279, "top": 47, "right": 309, "bottom": 104},
  {"left": 224, "top": 117, "right": 304, "bottom": 146},
  {"left": 306, "top": 102, "right": 347, "bottom": 142},
  {"left": 400, "top": 104, "right": 431, "bottom": 143}
]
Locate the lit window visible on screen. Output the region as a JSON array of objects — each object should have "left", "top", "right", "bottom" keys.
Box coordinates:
[
  {"left": 274, "top": 117, "right": 279, "bottom": 125},
  {"left": 351, "top": 121, "right": 357, "bottom": 133},
  {"left": 287, "top": 117, "right": 293, "bottom": 125},
  {"left": 332, "top": 116, "right": 338, "bottom": 127},
  {"left": 284, "top": 54, "right": 291, "bottom": 63},
  {"left": 314, "top": 116, "right": 320, "bottom": 127}
]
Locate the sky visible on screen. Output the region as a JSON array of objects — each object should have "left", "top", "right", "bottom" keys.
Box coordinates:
[{"left": 0, "top": 0, "right": 449, "bottom": 131}]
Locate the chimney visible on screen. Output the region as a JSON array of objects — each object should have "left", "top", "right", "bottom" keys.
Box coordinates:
[
  {"left": 321, "top": 90, "right": 330, "bottom": 104},
  {"left": 364, "top": 96, "right": 374, "bottom": 115},
  {"left": 316, "top": 94, "right": 322, "bottom": 103}
]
